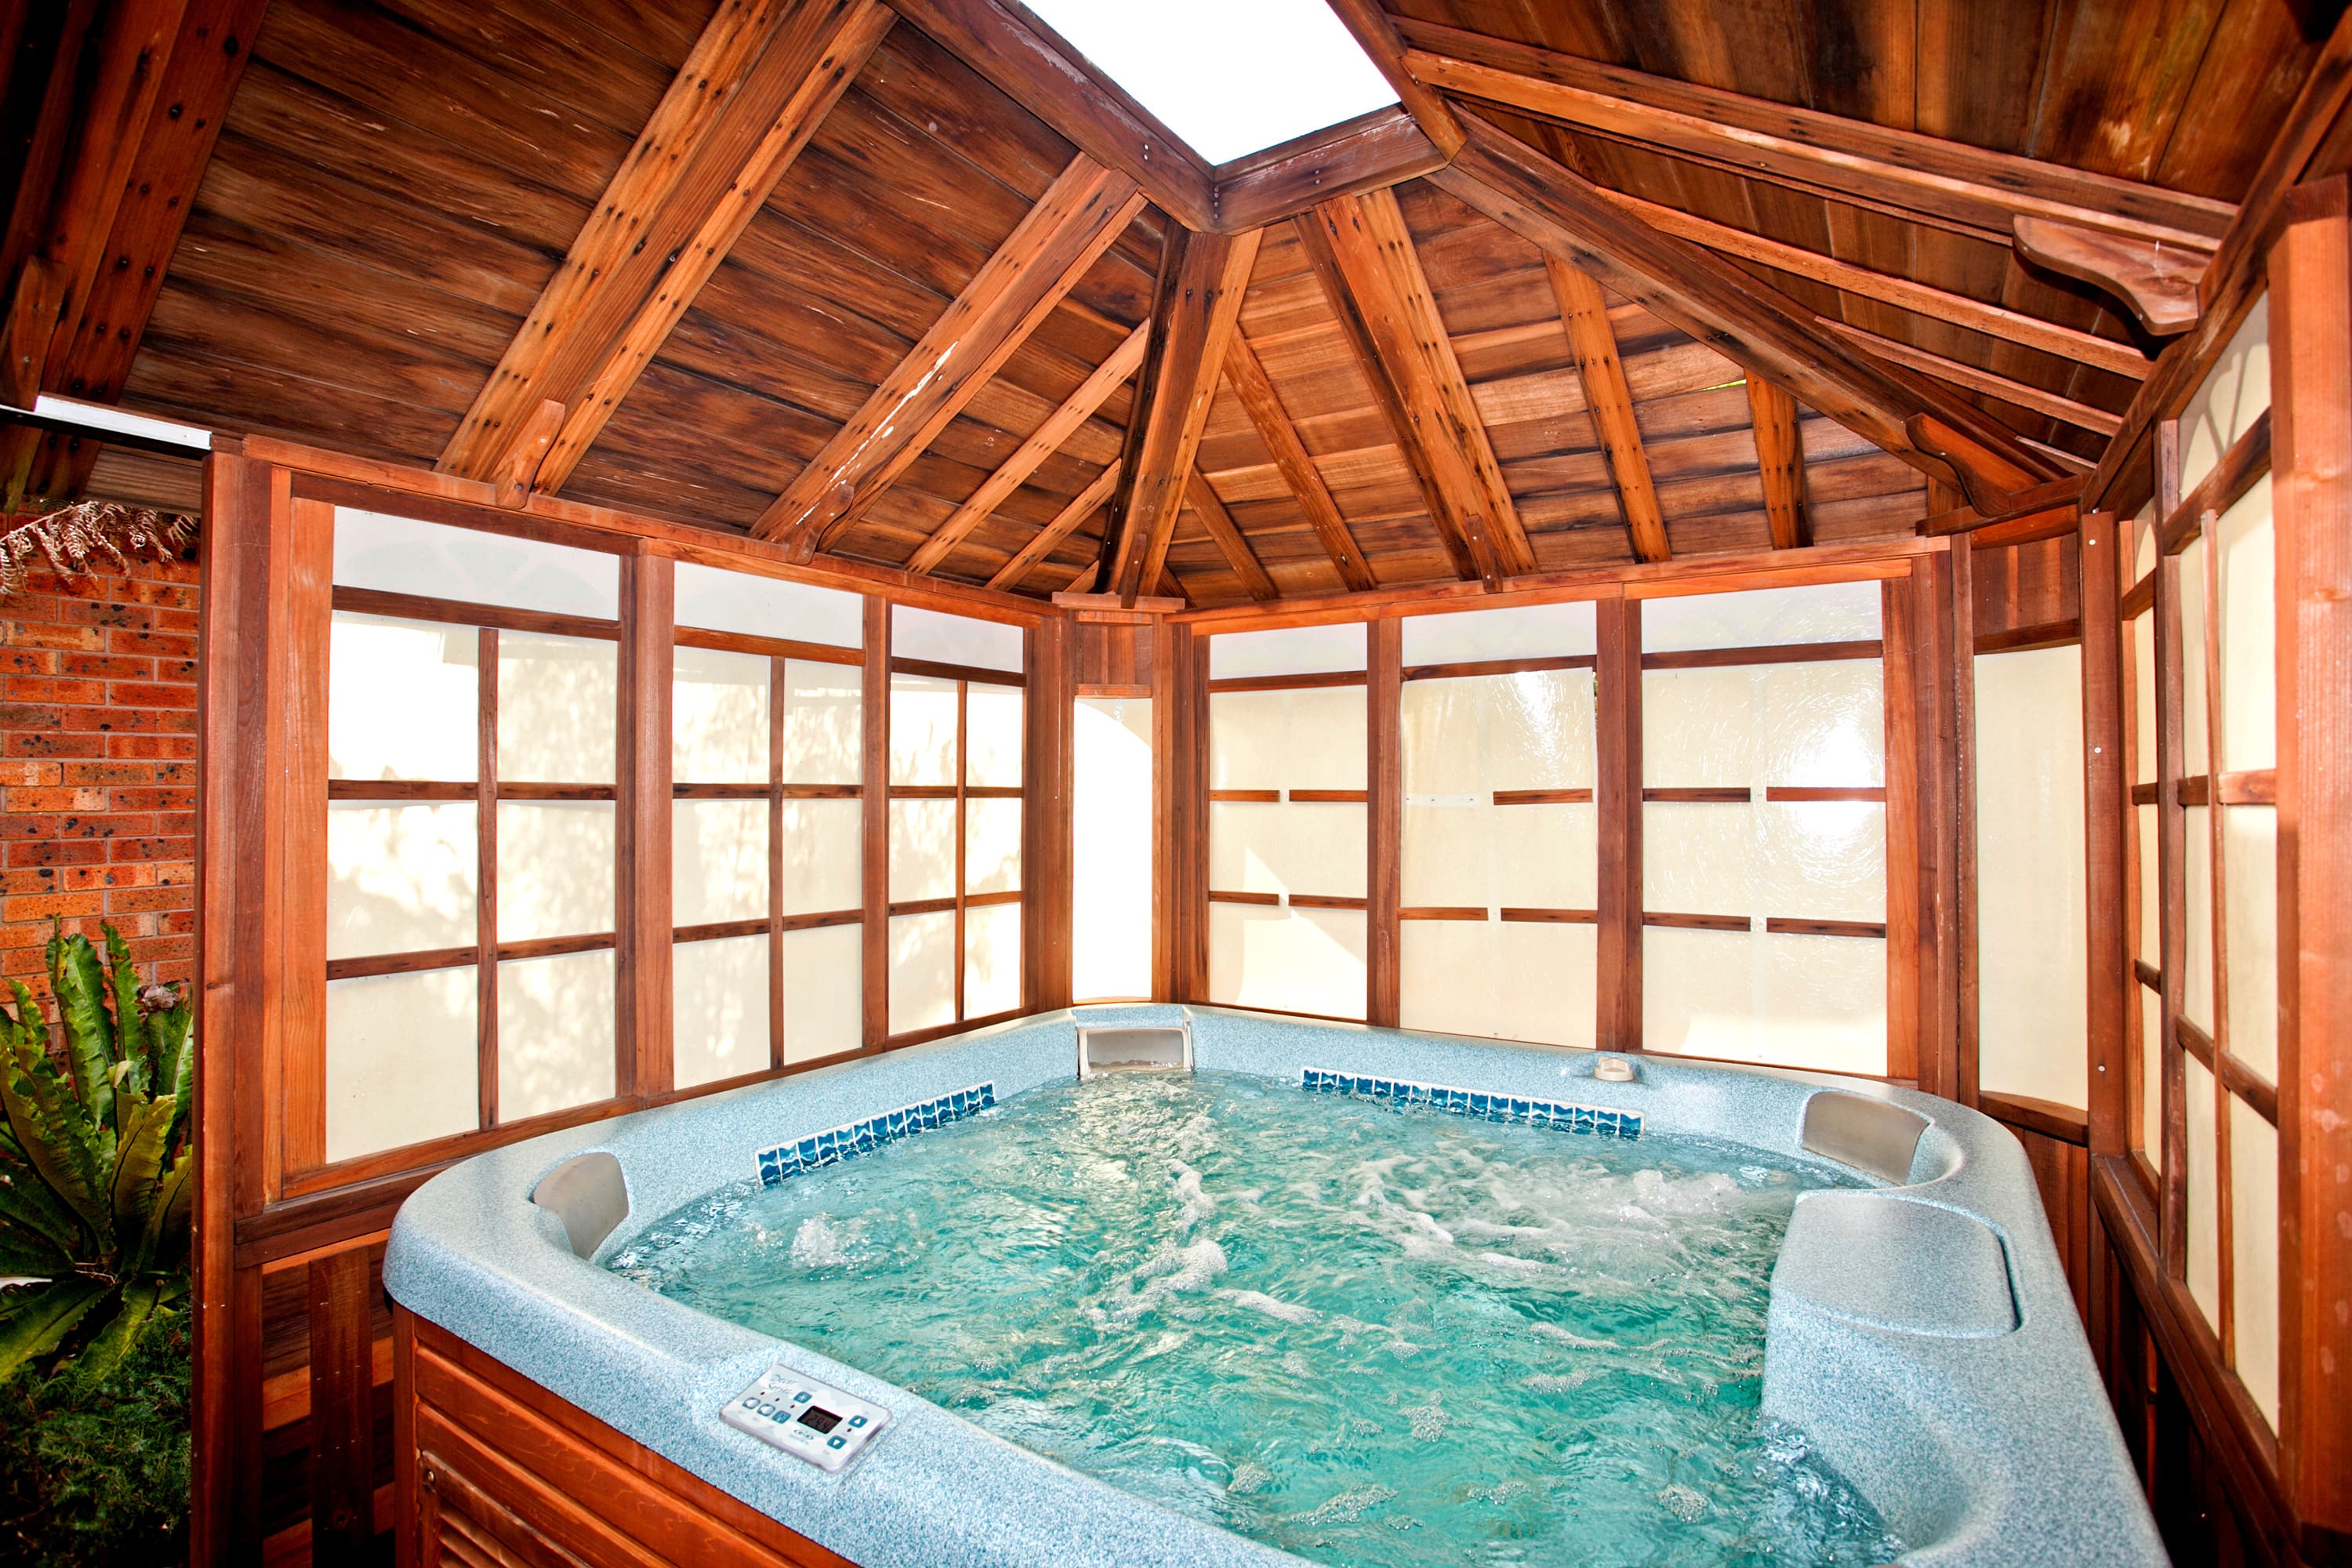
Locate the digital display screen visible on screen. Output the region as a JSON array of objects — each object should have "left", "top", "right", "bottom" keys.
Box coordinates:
[{"left": 795, "top": 1406, "right": 843, "bottom": 1435}]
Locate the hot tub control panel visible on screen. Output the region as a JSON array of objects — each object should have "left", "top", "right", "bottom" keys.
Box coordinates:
[{"left": 723, "top": 1364, "right": 890, "bottom": 1474}]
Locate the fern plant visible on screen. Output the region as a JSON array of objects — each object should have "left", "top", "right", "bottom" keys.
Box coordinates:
[{"left": 0, "top": 924, "right": 193, "bottom": 1388}]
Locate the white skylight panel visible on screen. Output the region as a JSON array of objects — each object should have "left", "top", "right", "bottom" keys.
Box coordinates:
[{"left": 1022, "top": 0, "right": 1399, "bottom": 165}]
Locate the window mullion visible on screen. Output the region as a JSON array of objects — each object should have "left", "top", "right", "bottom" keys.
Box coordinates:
[{"left": 477, "top": 626, "right": 499, "bottom": 1131}]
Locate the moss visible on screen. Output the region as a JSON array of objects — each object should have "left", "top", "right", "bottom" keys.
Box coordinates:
[{"left": 0, "top": 1309, "right": 190, "bottom": 1567}]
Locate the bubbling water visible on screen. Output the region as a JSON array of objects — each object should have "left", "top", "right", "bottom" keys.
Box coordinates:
[{"left": 612, "top": 1073, "right": 1903, "bottom": 1568}]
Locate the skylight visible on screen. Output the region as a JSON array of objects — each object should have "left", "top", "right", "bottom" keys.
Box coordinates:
[{"left": 1022, "top": 0, "right": 1399, "bottom": 166}]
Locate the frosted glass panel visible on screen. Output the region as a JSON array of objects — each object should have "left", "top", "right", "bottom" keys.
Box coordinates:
[
  {"left": 965, "top": 797, "right": 1022, "bottom": 895},
  {"left": 2184, "top": 1054, "right": 2219, "bottom": 1329},
  {"left": 1639, "top": 580, "right": 1880, "bottom": 652},
  {"left": 894, "top": 605, "right": 1022, "bottom": 671},
  {"left": 2224, "top": 806, "right": 2278, "bottom": 1081},
  {"left": 889, "top": 911, "right": 956, "bottom": 1033},
  {"left": 326, "top": 803, "right": 475, "bottom": 960},
  {"left": 1402, "top": 670, "right": 1593, "bottom": 794},
  {"left": 1401, "top": 601, "right": 1594, "bottom": 664},
  {"left": 1644, "top": 804, "right": 1759, "bottom": 916},
  {"left": 2179, "top": 539, "right": 2210, "bottom": 776},
  {"left": 328, "top": 614, "right": 478, "bottom": 781},
  {"left": 673, "top": 647, "right": 767, "bottom": 784},
  {"left": 2131, "top": 611, "right": 2156, "bottom": 786},
  {"left": 889, "top": 799, "right": 958, "bottom": 902},
  {"left": 1643, "top": 664, "right": 1882, "bottom": 788},
  {"left": 964, "top": 901, "right": 1022, "bottom": 1018},
  {"left": 2139, "top": 983, "right": 2162, "bottom": 1161},
  {"left": 967, "top": 683, "right": 1024, "bottom": 787},
  {"left": 1207, "top": 903, "right": 1366, "bottom": 1020},
  {"left": 1210, "top": 688, "right": 1366, "bottom": 791},
  {"left": 2177, "top": 295, "right": 2268, "bottom": 496},
  {"left": 675, "top": 561, "right": 861, "bottom": 648},
  {"left": 1209, "top": 622, "right": 1366, "bottom": 678},
  {"left": 782, "top": 924, "right": 862, "bottom": 1062},
  {"left": 780, "top": 660, "right": 862, "bottom": 785},
  {"left": 1401, "top": 920, "right": 1595, "bottom": 1049},
  {"left": 890, "top": 675, "right": 958, "bottom": 786},
  {"left": 497, "top": 948, "right": 615, "bottom": 1120},
  {"left": 1643, "top": 928, "right": 1886, "bottom": 1076},
  {"left": 2136, "top": 804, "right": 2159, "bottom": 962},
  {"left": 499, "top": 633, "right": 617, "bottom": 783},
  {"left": 1405, "top": 802, "right": 1595, "bottom": 911},
  {"left": 324, "top": 967, "right": 477, "bottom": 1163},
  {"left": 334, "top": 507, "right": 619, "bottom": 617},
  {"left": 2231, "top": 1099, "right": 2280, "bottom": 1432},
  {"left": 2184, "top": 804, "right": 2214, "bottom": 1031},
  {"left": 1976, "top": 646, "right": 2089, "bottom": 1111},
  {"left": 781, "top": 798, "right": 861, "bottom": 914},
  {"left": 673, "top": 800, "right": 766, "bottom": 926},
  {"left": 497, "top": 803, "right": 615, "bottom": 940},
  {"left": 673, "top": 935, "right": 768, "bottom": 1090},
  {"left": 1074, "top": 698, "right": 1152, "bottom": 1002},
  {"left": 2216, "top": 476, "right": 2274, "bottom": 772},
  {"left": 1210, "top": 800, "right": 1365, "bottom": 898},
  {"left": 1759, "top": 802, "right": 1886, "bottom": 921}
]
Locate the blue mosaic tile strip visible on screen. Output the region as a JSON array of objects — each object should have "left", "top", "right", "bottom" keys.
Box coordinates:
[
  {"left": 755, "top": 1081, "right": 996, "bottom": 1187},
  {"left": 1301, "top": 1067, "right": 1640, "bottom": 1139}
]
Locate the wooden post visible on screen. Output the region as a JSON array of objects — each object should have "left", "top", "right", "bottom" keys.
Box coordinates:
[
  {"left": 2269, "top": 172, "right": 2352, "bottom": 1539},
  {"left": 2082, "top": 508, "right": 2130, "bottom": 1157},
  {"left": 861, "top": 597, "right": 888, "bottom": 1048},
  {"left": 1951, "top": 536, "right": 1980, "bottom": 1107},
  {"left": 1152, "top": 619, "right": 1206, "bottom": 1001},
  {"left": 1883, "top": 572, "right": 1922, "bottom": 1084},
  {"left": 1024, "top": 617, "right": 1074, "bottom": 1013},
  {"left": 1595, "top": 596, "right": 1642, "bottom": 1049},
  {"left": 616, "top": 550, "right": 673, "bottom": 1099},
  {"left": 1367, "top": 617, "right": 1403, "bottom": 1028}
]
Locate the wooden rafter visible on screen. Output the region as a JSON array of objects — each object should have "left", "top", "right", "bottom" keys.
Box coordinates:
[
  {"left": 1184, "top": 467, "right": 1279, "bottom": 601},
  {"left": 439, "top": 0, "right": 891, "bottom": 488},
  {"left": 907, "top": 318, "right": 1148, "bottom": 576},
  {"left": 1428, "top": 111, "right": 2066, "bottom": 514},
  {"left": 1100, "top": 225, "right": 1262, "bottom": 604},
  {"left": 1394, "top": 19, "right": 2233, "bottom": 250},
  {"left": 755, "top": 154, "right": 1148, "bottom": 558},
  {"left": 1221, "top": 332, "right": 1377, "bottom": 591},
  {"left": 1213, "top": 107, "right": 1446, "bottom": 234},
  {"left": 1827, "top": 323, "right": 2123, "bottom": 437},
  {"left": 985, "top": 463, "right": 1118, "bottom": 591},
  {"left": 1744, "top": 378, "right": 1809, "bottom": 550},
  {"left": 1544, "top": 256, "right": 1667, "bottom": 562},
  {"left": 1319, "top": 0, "right": 1465, "bottom": 157}
]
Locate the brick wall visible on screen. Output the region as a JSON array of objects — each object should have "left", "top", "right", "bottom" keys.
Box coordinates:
[{"left": 0, "top": 550, "right": 199, "bottom": 990}]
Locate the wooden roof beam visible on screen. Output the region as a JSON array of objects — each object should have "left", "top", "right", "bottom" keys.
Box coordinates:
[
  {"left": 1221, "top": 332, "right": 1377, "bottom": 591},
  {"left": 1826, "top": 322, "right": 2122, "bottom": 437},
  {"left": 985, "top": 463, "right": 1117, "bottom": 592},
  {"left": 440, "top": 0, "right": 891, "bottom": 488},
  {"left": 1394, "top": 18, "right": 2233, "bottom": 251},
  {"left": 755, "top": 154, "right": 1147, "bottom": 558},
  {"left": 1544, "top": 256, "right": 1668, "bottom": 562},
  {"left": 1319, "top": 0, "right": 1464, "bottom": 158},
  {"left": 1212, "top": 107, "right": 1447, "bottom": 234},
  {"left": 1429, "top": 111, "right": 2067, "bottom": 515},
  {"left": 1744, "top": 378, "right": 1809, "bottom": 550},
  {"left": 1099, "top": 225, "right": 1262, "bottom": 605},
  {"left": 1184, "top": 468, "right": 1279, "bottom": 601},
  {"left": 907, "top": 318, "right": 1147, "bottom": 576}
]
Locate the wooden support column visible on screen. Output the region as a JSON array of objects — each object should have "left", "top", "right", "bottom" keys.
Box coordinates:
[
  {"left": 2269, "top": 172, "right": 2352, "bottom": 1540},
  {"left": 1547, "top": 256, "right": 1668, "bottom": 562},
  {"left": 1748, "top": 379, "right": 1812, "bottom": 550},
  {"left": 1152, "top": 620, "right": 1207, "bottom": 1000},
  {"left": 1367, "top": 617, "right": 1402, "bottom": 1028},
  {"left": 1883, "top": 573, "right": 1922, "bottom": 1085},
  {"left": 758, "top": 154, "right": 1147, "bottom": 557},
  {"left": 860, "top": 597, "right": 889, "bottom": 1048},
  {"left": 1024, "top": 616, "right": 1073, "bottom": 1013},
  {"left": 1595, "top": 595, "right": 1641, "bottom": 1050},
  {"left": 616, "top": 550, "right": 673, "bottom": 1099},
  {"left": 2081, "top": 506, "right": 2128, "bottom": 1155},
  {"left": 1951, "top": 532, "right": 1980, "bottom": 1108}
]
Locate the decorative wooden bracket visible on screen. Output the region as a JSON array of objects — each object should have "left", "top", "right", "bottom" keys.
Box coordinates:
[{"left": 2013, "top": 216, "right": 2210, "bottom": 336}]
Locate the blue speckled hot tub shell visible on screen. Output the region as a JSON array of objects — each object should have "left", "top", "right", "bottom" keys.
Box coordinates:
[{"left": 383, "top": 1006, "right": 2166, "bottom": 1568}]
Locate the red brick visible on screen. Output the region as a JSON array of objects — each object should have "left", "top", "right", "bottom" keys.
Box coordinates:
[
  {"left": 0, "top": 815, "right": 56, "bottom": 840},
  {"left": 59, "top": 653, "right": 153, "bottom": 680},
  {"left": 57, "top": 813, "right": 157, "bottom": 839},
  {"left": 106, "top": 681, "right": 194, "bottom": 710},
  {"left": 0, "top": 761, "right": 60, "bottom": 787},
  {"left": 108, "top": 575, "right": 198, "bottom": 609},
  {"left": 60, "top": 762, "right": 158, "bottom": 787},
  {"left": 109, "top": 630, "right": 196, "bottom": 659},
  {"left": 103, "top": 787, "right": 192, "bottom": 811},
  {"left": 0, "top": 649, "right": 57, "bottom": 676},
  {"left": 100, "top": 887, "right": 182, "bottom": 915},
  {"left": 4, "top": 676, "right": 107, "bottom": 705},
  {"left": 56, "top": 600, "right": 154, "bottom": 632},
  {"left": 156, "top": 609, "right": 198, "bottom": 633},
  {"left": 10, "top": 731, "right": 102, "bottom": 757},
  {"left": 107, "top": 734, "right": 195, "bottom": 760},
  {"left": 0, "top": 703, "right": 61, "bottom": 730},
  {"left": 107, "top": 836, "right": 192, "bottom": 862},
  {"left": 8, "top": 787, "right": 110, "bottom": 812},
  {"left": 156, "top": 811, "right": 194, "bottom": 835},
  {"left": 5, "top": 891, "right": 103, "bottom": 920},
  {"left": 5, "top": 622, "right": 103, "bottom": 652},
  {"left": 12, "top": 839, "right": 107, "bottom": 866},
  {"left": 60, "top": 863, "right": 154, "bottom": 891}
]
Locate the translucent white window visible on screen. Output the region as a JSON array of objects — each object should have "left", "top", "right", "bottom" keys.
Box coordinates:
[{"left": 1073, "top": 698, "right": 1152, "bottom": 1001}]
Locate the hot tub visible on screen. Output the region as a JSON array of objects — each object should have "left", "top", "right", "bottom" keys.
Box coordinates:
[{"left": 383, "top": 1006, "right": 2164, "bottom": 1567}]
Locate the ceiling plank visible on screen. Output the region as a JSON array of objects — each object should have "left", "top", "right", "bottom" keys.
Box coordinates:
[
  {"left": 880, "top": 0, "right": 1216, "bottom": 231},
  {"left": 1221, "top": 332, "right": 1377, "bottom": 590},
  {"left": 1287, "top": 214, "right": 1479, "bottom": 584},
  {"left": 986, "top": 462, "right": 1118, "bottom": 592},
  {"left": 906, "top": 317, "right": 1147, "bottom": 575},
  {"left": 1428, "top": 111, "right": 2067, "bottom": 513},
  {"left": 440, "top": 0, "right": 890, "bottom": 485},
  {"left": 1827, "top": 322, "right": 2122, "bottom": 436},
  {"left": 1590, "top": 186, "right": 2154, "bottom": 381},
  {"left": 1394, "top": 18, "right": 2234, "bottom": 249},
  {"left": 1213, "top": 107, "right": 1446, "bottom": 234},
  {"left": 1185, "top": 466, "right": 1279, "bottom": 601},
  {"left": 754, "top": 154, "right": 1148, "bottom": 557},
  {"left": 1319, "top": 0, "right": 1465, "bottom": 158},
  {"left": 1100, "top": 225, "right": 1262, "bottom": 604},
  {"left": 1744, "top": 377, "right": 1810, "bottom": 550},
  {"left": 533, "top": 2, "right": 894, "bottom": 495},
  {"left": 1544, "top": 256, "right": 1668, "bottom": 562}
]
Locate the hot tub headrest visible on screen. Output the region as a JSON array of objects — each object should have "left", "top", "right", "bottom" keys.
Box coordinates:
[
  {"left": 1802, "top": 1091, "right": 1929, "bottom": 1185},
  {"left": 532, "top": 1150, "right": 629, "bottom": 1260}
]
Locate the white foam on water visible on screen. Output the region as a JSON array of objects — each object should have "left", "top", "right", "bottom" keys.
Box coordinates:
[{"left": 1217, "top": 1288, "right": 1319, "bottom": 1323}]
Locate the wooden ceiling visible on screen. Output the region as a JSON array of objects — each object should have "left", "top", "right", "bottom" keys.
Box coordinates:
[{"left": 0, "top": 0, "right": 2331, "bottom": 608}]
